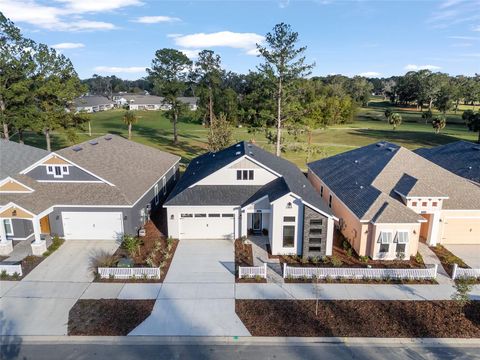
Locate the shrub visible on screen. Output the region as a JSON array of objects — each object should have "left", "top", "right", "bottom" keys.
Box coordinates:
[
  {"left": 89, "top": 250, "right": 119, "bottom": 273},
  {"left": 0, "top": 270, "right": 8, "bottom": 280},
  {"left": 311, "top": 256, "right": 320, "bottom": 264},
  {"left": 43, "top": 235, "right": 65, "bottom": 257},
  {"left": 396, "top": 252, "right": 406, "bottom": 260},
  {"left": 121, "top": 234, "right": 143, "bottom": 257},
  {"left": 331, "top": 256, "right": 343, "bottom": 267},
  {"left": 415, "top": 252, "right": 424, "bottom": 264},
  {"left": 301, "top": 257, "right": 309, "bottom": 264},
  {"left": 346, "top": 248, "right": 353, "bottom": 257},
  {"left": 146, "top": 256, "right": 157, "bottom": 268},
  {"left": 452, "top": 277, "right": 476, "bottom": 307},
  {"left": 359, "top": 255, "right": 369, "bottom": 263},
  {"left": 342, "top": 240, "right": 351, "bottom": 251}
]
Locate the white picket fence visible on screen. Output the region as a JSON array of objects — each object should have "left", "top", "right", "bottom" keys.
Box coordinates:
[
  {"left": 283, "top": 263, "right": 438, "bottom": 280},
  {"left": 98, "top": 267, "right": 160, "bottom": 279},
  {"left": 0, "top": 264, "right": 23, "bottom": 276},
  {"left": 239, "top": 263, "right": 267, "bottom": 279},
  {"left": 452, "top": 263, "right": 480, "bottom": 280}
]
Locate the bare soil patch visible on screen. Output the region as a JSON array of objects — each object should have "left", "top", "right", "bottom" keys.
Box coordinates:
[
  {"left": 236, "top": 300, "right": 480, "bottom": 338},
  {"left": 68, "top": 299, "right": 155, "bottom": 336}
]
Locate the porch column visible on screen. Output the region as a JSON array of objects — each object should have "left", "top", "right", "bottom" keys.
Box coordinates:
[
  {"left": 0, "top": 218, "right": 13, "bottom": 255},
  {"left": 31, "top": 216, "right": 47, "bottom": 256},
  {"left": 427, "top": 211, "right": 441, "bottom": 247},
  {"left": 241, "top": 210, "right": 248, "bottom": 238}
]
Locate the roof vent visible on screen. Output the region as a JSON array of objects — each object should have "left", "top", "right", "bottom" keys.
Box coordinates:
[
  {"left": 235, "top": 151, "right": 241, "bottom": 155},
  {"left": 387, "top": 147, "right": 396, "bottom": 152},
  {"left": 247, "top": 144, "right": 252, "bottom": 147},
  {"left": 72, "top": 146, "right": 82, "bottom": 152},
  {"left": 104, "top": 135, "right": 112, "bottom": 141},
  {"left": 89, "top": 140, "right": 98, "bottom": 145},
  {"left": 212, "top": 154, "right": 215, "bottom": 157},
  {"left": 360, "top": 185, "right": 364, "bottom": 189},
  {"left": 236, "top": 144, "right": 241, "bottom": 147},
  {"left": 473, "top": 146, "right": 480, "bottom": 151},
  {"left": 354, "top": 160, "right": 359, "bottom": 164},
  {"left": 468, "top": 166, "right": 472, "bottom": 170},
  {"left": 249, "top": 151, "right": 254, "bottom": 156},
  {"left": 376, "top": 142, "right": 385, "bottom": 147}
]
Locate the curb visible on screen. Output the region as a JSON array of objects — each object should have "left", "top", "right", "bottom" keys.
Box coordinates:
[{"left": 3, "top": 336, "right": 480, "bottom": 346}]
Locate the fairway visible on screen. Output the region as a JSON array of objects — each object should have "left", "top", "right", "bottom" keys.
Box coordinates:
[{"left": 11, "top": 99, "right": 478, "bottom": 170}]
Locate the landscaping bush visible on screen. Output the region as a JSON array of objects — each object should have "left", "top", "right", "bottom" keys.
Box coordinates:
[
  {"left": 43, "top": 235, "right": 65, "bottom": 257},
  {"left": 89, "top": 251, "right": 119, "bottom": 273},
  {"left": 121, "top": 234, "right": 143, "bottom": 257}
]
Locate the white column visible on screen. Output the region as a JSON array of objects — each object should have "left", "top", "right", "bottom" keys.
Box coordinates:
[
  {"left": 32, "top": 217, "right": 42, "bottom": 244},
  {"left": 241, "top": 210, "right": 248, "bottom": 238},
  {"left": 31, "top": 216, "right": 47, "bottom": 256},
  {"left": 0, "top": 218, "right": 6, "bottom": 243},
  {"left": 0, "top": 218, "right": 13, "bottom": 255},
  {"left": 325, "top": 217, "right": 334, "bottom": 256},
  {"left": 427, "top": 211, "right": 441, "bottom": 246}
]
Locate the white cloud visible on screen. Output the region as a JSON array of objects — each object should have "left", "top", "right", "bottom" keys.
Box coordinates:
[
  {"left": 357, "top": 71, "right": 381, "bottom": 77},
  {"left": 451, "top": 42, "right": 472, "bottom": 47},
  {"left": 173, "top": 31, "right": 264, "bottom": 55},
  {"left": 0, "top": 0, "right": 139, "bottom": 31},
  {"left": 178, "top": 49, "right": 201, "bottom": 59},
  {"left": 428, "top": 1, "right": 480, "bottom": 29},
  {"left": 134, "top": 16, "right": 180, "bottom": 24},
  {"left": 51, "top": 42, "right": 85, "bottom": 49},
  {"left": 447, "top": 35, "right": 478, "bottom": 40},
  {"left": 473, "top": 25, "right": 480, "bottom": 31},
  {"left": 167, "top": 33, "right": 182, "bottom": 38},
  {"left": 94, "top": 66, "right": 146, "bottom": 74},
  {"left": 404, "top": 64, "right": 442, "bottom": 71}
]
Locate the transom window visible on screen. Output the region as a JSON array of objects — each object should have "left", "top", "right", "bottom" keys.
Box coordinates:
[
  {"left": 194, "top": 214, "right": 207, "bottom": 218},
  {"left": 180, "top": 214, "right": 193, "bottom": 218},
  {"left": 236, "top": 169, "right": 254, "bottom": 180},
  {"left": 222, "top": 214, "right": 234, "bottom": 217},
  {"left": 208, "top": 214, "right": 220, "bottom": 217}
]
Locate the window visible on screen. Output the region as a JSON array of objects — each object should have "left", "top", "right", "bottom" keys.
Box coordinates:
[
  {"left": 309, "top": 246, "right": 321, "bottom": 252},
  {"left": 379, "top": 231, "right": 393, "bottom": 244},
  {"left": 47, "top": 166, "right": 53, "bottom": 174},
  {"left": 396, "top": 243, "right": 406, "bottom": 254},
  {"left": 432, "top": 202, "right": 438, "bottom": 207},
  {"left": 396, "top": 231, "right": 409, "bottom": 244},
  {"left": 62, "top": 166, "right": 69, "bottom": 175},
  {"left": 46, "top": 165, "right": 69, "bottom": 178},
  {"left": 3, "top": 219, "right": 13, "bottom": 236},
  {"left": 412, "top": 202, "right": 417, "bottom": 206},
  {"left": 237, "top": 169, "right": 254, "bottom": 180},
  {"left": 208, "top": 214, "right": 220, "bottom": 217},
  {"left": 154, "top": 184, "right": 159, "bottom": 205},
  {"left": 222, "top": 214, "right": 234, "bottom": 217},
  {"left": 320, "top": 186, "right": 323, "bottom": 197},
  {"left": 310, "top": 228, "right": 322, "bottom": 235},
  {"left": 310, "top": 219, "right": 323, "bottom": 226},
  {"left": 283, "top": 216, "right": 295, "bottom": 222},
  {"left": 282, "top": 225, "right": 295, "bottom": 247},
  {"left": 181, "top": 214, "right": 193, "bottom": 218},
  {"left": 328, "top": 195, "right": 333, "bottom": 208},
  {"left": 173, "top": 165, "right": 176, "bottom": 181},
  {"left": 379, "top": 243, "right": 390, "bottom": 253},
  {"left": 422, "top": 202, "right": 427, "bottom": 206},
  {"left": 194, "top": 213, "right": 207, "bottom": 218},
  {"left": 162, "top": 177, "right": 166, "bottom": 195},
  {"left": 54, "top": 166, "right": 62, "bottom": 177}
]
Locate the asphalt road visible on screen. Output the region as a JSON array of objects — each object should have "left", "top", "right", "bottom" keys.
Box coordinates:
[{"left": 2, "top": 343, "right": 480, "bottom": 360}]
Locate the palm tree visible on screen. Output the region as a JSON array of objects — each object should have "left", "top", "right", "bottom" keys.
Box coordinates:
[
  {"left": 389, "top": 112, "right": 402, "bottom": 130},
  {"left": 123, "top": 110, "right": 137, "bottom": 140}
]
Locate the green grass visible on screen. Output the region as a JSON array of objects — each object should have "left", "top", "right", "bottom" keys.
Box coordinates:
[{"left": 11, "top": 100, "right": 479, "bottom": 170}]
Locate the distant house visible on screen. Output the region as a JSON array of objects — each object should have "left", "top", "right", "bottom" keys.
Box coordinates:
[
  {"left": 74, "top": 95, "right": 115, "bottom": 113},
  {"left": 112, "top": 94, "right": 198, "bottom": 111},
  {"left": 308, "top": 142, "right": 480, "bottom": 260},
  {"left": 415, "top": 141, "right": 480, "bottom": 186}
]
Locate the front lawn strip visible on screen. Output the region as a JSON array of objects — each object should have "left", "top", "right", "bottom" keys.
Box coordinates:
[
  {"left": 430, "top": 245, "right": 479, "bottom": 284},
  {"left": 236, "top": 300, "right": 480, "bottom": 338},
  {"left": 235, "top": 239, "right": 266, "bottom": 283},
  {"left": 68, "top": 299, "right": 155, "bottom": 336},
  {"left": 94, "top": 221, "right": 178, "bottom": 283}
]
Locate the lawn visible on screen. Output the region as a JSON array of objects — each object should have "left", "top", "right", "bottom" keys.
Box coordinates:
[{"left": 10, "top": 99, "right": 478, "bottom": 170}]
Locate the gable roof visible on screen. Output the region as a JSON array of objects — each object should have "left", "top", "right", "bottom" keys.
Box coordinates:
[
  {"left": 0, "top": 140, "right": 49, "bottom": 179},
  {"left": 74, "top": 95, "right": 114, "bottom": 107},
  {"left": 308, "top": 141, "right": 480, "bottom": 223},
  {"left": 414, "top": 140, "right": 480, "bottom": 184},
  {"left": 165, "top": 141, "right": 332, "bottom": 216}
]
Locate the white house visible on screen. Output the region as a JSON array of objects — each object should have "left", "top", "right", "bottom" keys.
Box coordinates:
[
  {"left": 74, "top": 96, "right": 115, "bottom": 113},
  {"left": 164, "top": 142, "right": 336, "bottom": 257}
]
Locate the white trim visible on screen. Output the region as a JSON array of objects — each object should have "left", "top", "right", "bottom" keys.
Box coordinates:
[
  {"left": 162, "top": 177, "right": 166, "bottom": 195},
  {"left": 20, "top": 152, "right": 116, "bottom": 186},
  {"left": 302, "top": 200, "right": 338, "bottom": 221},
  {"left": 244, "top": 155, "right": 282, "bottom": 177},
  {"left": 3, "top": 219, "right": 14, "bottom": 236},
  {"left": 443, "top": 216, "right": 480, "bottom": 219},
  {"left": 0, "top": 202, "right": 37, "bottom": 218},
  {"left": 154, "top": 184, "right": 159, "bottom": 206},
  {"left": 241, "top": 195, "right": 269, "bottom": 209},
  {"left": 0, "top": 177, "right": 35, "bottom": 193},
  {"left": 36, "top": 180, "right": 105, "bottom": 184}
]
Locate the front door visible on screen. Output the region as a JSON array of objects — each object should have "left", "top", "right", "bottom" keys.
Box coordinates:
[
  {"left": 252, "top": 213, "right": 262, "bottom": 232},
  {"left": 40, "top": 215, "right": 51, "bottom": 234}
]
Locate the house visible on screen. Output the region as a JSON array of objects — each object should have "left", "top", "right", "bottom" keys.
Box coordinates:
[
  {"left": 0, "top": 135, "right": 180, "bottom": 256},
  {"left": 164, "top": 142, "right": 336, "bottom": 257},
  {"left": 113, "top": 94, "right": 198, "bottom": 111},
  {"left": 74, "top": 95, "right": 115, "bottom": 113},
  {"left": 415, "top": 140, "right": 480, "bottom": 186},
  {"left": 307, "top": 142, "right": 480, "bottom": 260}
]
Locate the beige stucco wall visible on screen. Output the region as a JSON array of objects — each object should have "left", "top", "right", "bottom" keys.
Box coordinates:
[
  {"left": 439, "top": 209, "right": 480, "bottom": 245},
  {"left": 369, "top": 222, "right": 421, "bottom": 260}
]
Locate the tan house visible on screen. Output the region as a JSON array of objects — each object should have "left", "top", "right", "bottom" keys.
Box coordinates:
[{"left": 307, "top": 142, "right": 480, "bottom": 260}]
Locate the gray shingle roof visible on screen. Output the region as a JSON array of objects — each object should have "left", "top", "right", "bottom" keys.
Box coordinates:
[
  {"left": 0, "top": 140, "right": 49, "bottom": 179},
  {"left": 122, "top": 95, "right": 165, "bottom": 105},
  {"left": 308, "top": 141, "right": 480, "bottom": 223},
  {"left": 74, "top": 95, "right": 114, "bottom": 107},
  {"left": 415, "top": 141, "right": 480, "bottom": 184},
  {"left": 165, "top": 141, "right": 332, "bottom": 216}
]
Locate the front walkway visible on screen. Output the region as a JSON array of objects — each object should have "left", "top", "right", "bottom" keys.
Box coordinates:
[
  {"left": 249, "top": 236, "right": 283, "bottom": 283},
  {"left": 129, "top": 240, "right": 250, "bottom": 337},
  {"left": 417, "top": 243, "right": 452, "bottom": 285}
]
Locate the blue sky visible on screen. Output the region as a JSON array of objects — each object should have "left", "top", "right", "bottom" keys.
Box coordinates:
[{"left": 1, "top": 0, "right": 479, "bottom": 79}]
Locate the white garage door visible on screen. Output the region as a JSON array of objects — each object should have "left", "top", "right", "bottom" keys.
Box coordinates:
[
  {"left": 179, "top": 213, "right": 234, "bottom": 240},
  {"left": 62, "top": 212, "right": 124, "bottom": 240},
  {"left": 441, "top": 217, "right": 480, "bottom": 245}
]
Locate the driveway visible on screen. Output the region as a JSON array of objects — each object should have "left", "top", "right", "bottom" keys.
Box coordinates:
[
  {"left": 445, "top": 244, "right": 480, "bottom": 268},
  {"left": 130, "top": 239, "right": 250, "bottom": 336},
  {"left": 24, "top": 240, "right": 119, "bottom": 282}
]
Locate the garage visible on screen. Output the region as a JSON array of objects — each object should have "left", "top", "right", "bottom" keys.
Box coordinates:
[
  {"left": 62, "top": 212, "right": 124, "bottom": 240},
  {"left": 179, "top": 213, "right": 235, "bottom": 240},
  {"left": 441, "top": 217, "right": 480, "bottom": 245}
]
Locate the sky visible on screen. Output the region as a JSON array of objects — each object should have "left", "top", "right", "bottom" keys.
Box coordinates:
[{"left": 1, "top": 0, "right": 479, "bottom": 80}]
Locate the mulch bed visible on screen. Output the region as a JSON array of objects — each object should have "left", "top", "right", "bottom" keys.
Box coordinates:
[
  {"left": 236, "top": 300, "right": 480, "bottom": 338},
  {"left": 95, "top": 221, "right": 178, "bottom": 283},
  {"left": 68, "top": 299, "right": 155, "bottom": 336},
  {"left": 235, "top": 239, "right": 266, "bottom": 283}
]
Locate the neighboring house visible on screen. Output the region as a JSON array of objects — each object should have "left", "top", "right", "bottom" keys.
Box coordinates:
[
  {"left": 164, "top": 142, "right": 336, "bottom": 257},
  {"left": 74, "top": 95, "right": 115, "bottom": 113},
  {"left": 113, "top": 94, "right": 198, "bottom": 111},
  {"left": 0, "top": 135, "right": 180, "bottom": 256},
  {"left": 415, "top": 140, "right": 480, "bottom": 186},
  {"left": 308, "top": 142, "right": 480, "bottom": 260}
]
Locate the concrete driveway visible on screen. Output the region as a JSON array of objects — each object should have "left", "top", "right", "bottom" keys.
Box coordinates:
[
  {"left": 130, "top": 239, "right": 250, "bottom": 336},
  {"left": 24, "top": 240, "right": 119, "bottom": 283},
  {"left": 445, "top": 244, "right": 480, "bottom": 268}
]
